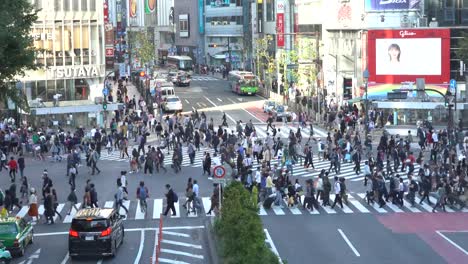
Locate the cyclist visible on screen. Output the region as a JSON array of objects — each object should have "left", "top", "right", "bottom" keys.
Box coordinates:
[{"left": 136, "top": 181, "right": 149, "bottom": 214}]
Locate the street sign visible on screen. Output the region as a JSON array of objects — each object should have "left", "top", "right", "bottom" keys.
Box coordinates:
[
  {"left": 102, "top": 88, "right": 109, "bottom": 96},
  {"left": 213, "top": 165, "right": 226, "bottom": 179},
  {"left": 449, "top": 79, "right": 456, "bottom": 94},
  {"left": 287, "top": 64, "right": 299, "bottom": 69},
  {"left": 387, "top": 92, "right": 407, "bottom": 100}
]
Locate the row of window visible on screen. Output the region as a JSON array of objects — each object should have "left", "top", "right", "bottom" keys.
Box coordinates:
[
  {"left": 25, "top": 79, "right": 89, "bottom": 102},
  {"left": 206, "top": 16, "right": 243, "bottom": 25},
  {"left": 32, "top": 0, "right": 96, "bottom": 12}
]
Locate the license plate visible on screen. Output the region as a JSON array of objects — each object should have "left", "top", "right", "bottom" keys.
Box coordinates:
[
  {"left": 85, "top": 236, "right": 94, "bottom": 241},
  {"left": 248, "top": 92, "right": 252, "bottom": 95}
]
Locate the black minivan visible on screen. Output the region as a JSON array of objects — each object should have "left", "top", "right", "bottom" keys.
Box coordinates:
[{"left": 68, "top": 208, "right": 124, "bottom": 258}]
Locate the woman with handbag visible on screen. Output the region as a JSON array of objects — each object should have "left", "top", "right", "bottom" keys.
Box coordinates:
[{"left": 28, "top": 188, "right": 39, "bottom": 222}]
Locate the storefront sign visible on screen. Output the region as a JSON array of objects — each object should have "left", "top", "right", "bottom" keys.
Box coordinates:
[
  {"left": 199, "top": 0, "right": 204, "bottom": 34},
  {"left": 364, "top": 0, "right": 420, "bottom": 11},
  {"left": 104, "top": 0, "right": 109, "bottom": 23},
  {"left": 276, "top": 0, "right": 285, "bottom": 48},
  {"left": 32, "top": 33, "right": 54, "bottom": 41},
  {"left": 47, "top": 66, "right": 101, "bottom": 79},
  {"left": 257, "top": 0, "right": 263, "bottom": 33}
]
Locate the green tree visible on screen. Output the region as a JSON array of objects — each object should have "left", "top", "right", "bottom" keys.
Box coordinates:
[
  {"left": 132, "top": 31, "right": 154, "bottom": 67},
  {"left": 215, "top": 182, "right": 279, "bottom": 264},
  {"left": 255, "top": 35, "right": 276, "bottom": 94},
  {"left": 0, "top": 0, "right": 38, "bottom": 111}
]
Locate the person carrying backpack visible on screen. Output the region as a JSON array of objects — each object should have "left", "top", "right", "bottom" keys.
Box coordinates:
[{"left": 136, "top": 181, "right": 149, "bottom": 214}]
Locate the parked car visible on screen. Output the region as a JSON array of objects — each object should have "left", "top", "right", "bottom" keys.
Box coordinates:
[
  {"left": 0, "top": 217, "right": 34, "bottom": 257},
  {"left": 272, "top": 104, "right": 292, "bottom": 122},
  {"left": 163, "top": 96, "right": 183, "bottom": 112},
  {"left": 68, "top": 208, "right": 124, "bottom": 258},
  {"left": 263, "top": 101, "right": 277, "bottom": 114}
]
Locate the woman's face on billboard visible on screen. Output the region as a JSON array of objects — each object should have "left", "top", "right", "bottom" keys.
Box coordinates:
[{"left": 388, "top": 46, "right": 400, "bottom": 62}]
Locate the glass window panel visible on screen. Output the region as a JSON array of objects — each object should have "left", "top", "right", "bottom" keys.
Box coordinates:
[
  {"left": 81, "top": 0, "right": 87, "bottom": 11},
  {"left": 445, "top": 0, "right": 454, "bottom": 7},
  {"left": 54, "top": 0, "right": 61, "bottom": 11},
  {"left": 46, "top": 80, "right": 56, "bottom": 101},
  {"left": 64, "top": 0, "right": 70, "bottom": 11},
  {"left": 73, "top": 0, "right": 79, "bottom": 11},
  {"left": 56, "top": 80, "right": 66, "bottom": 101},
  {"left": 90, "top": 0, "right": 95, "bottom": 11},
  {"left": 37, "top": 81, "right": 46, "bottom": 99}
]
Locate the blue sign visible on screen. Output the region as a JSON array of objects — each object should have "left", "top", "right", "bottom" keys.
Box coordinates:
[
  {"left": 199, "top": 0, "right": 204, "bottom": 34},
  {"left": 103, "top": 88, "right": 109, "bottom": 96},
  {"left": 364, "top": 0, "right": 420, "bottom": 11},
  {"left": 449, "top": 79, "right": 456, "bottom": 94}
]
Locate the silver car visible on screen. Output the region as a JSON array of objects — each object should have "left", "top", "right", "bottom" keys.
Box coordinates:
[{"left": 163, "top": 96, "right": 183, "bottom": 112}]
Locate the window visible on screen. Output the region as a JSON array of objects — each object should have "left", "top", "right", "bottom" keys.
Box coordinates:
[
  {"left": 89, "top": 0, "right": 95, "bottom": 11},
  {"left": 179, "top": 14, "right": 189, "bottom": 38},
  {"left": 54, "top": 0, "right": 61, "bottom": 11},
  {"left": 463, "top": 0, "right": 468, "bottom": 8},
  {"left": 81, "top": 0, "right": 87, "bottom": 11},
  {"left": 34, "top": 0, "right": 42, "bottom": 9},
  {"left": 73, "top": 0, "right": 79, "bottom": 11},
  {"left": 64, "top": 0, "right": 70, "bottom": 11},
  {"left": 445, "top": 0, "right": 454, "bottom": 8},
  {"left": 266, "top": 0, "right": 275, "bottom": 22}
]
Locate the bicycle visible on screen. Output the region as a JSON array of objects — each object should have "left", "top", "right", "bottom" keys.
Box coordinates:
[{"left": 139, "top": 198, "right": 147, "bottom": 215}]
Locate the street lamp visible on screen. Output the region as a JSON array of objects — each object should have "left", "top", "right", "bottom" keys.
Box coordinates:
[{"left": 363, "top": 69, "right": 370, "bottom": 136}]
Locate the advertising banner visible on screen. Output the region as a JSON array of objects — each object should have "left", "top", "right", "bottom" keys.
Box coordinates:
[
  {"left": 365, "top": 0, "right": 421, "bottom": 11},
  {"left": 104, "top": 0, "right": 109, "bottom": 23},
  {"left": 257, "top": 0, "right": 263, "bottom": 33},
  {"left": 129, "top": 0, "right": 137, "bottom": 18},
  {"left": 145, "top": 0, "right": 156, "bottom": 14},
  {"left": 199, "top": 0, "right": 204, "bottom": 34},
  {"left": 276, "top": 0, "right": 285, "bottom": 47},
  {"left": 367, "top": 29, "right": 450, "bottom": 85}
]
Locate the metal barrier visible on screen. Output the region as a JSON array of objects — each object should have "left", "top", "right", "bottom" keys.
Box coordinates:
[{"left": 155, "top": 213, "right": 163, "bottom": 264}]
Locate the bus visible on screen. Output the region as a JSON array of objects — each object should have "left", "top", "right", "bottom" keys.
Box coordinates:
[
  {"left": 166, "top": 56, "right": 193, "bottom": 75},
  {"left": 228, "top": 71, "right": 259, "bottom": 95}
]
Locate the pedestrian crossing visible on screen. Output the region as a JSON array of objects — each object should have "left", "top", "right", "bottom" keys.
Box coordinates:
[
  {"left": 13, "top": 193, "right": 468, "bottom": 223},
  {"left": 97, "top": 146, "right": 420, "bottom": 183},
  {"left": 191, "top": 76, "right": 219, "bottom": 81}
]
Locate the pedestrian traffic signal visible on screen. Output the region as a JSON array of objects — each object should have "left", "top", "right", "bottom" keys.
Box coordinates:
[{"left": 102, "top": 102, "right": 107, "bottom": 110}]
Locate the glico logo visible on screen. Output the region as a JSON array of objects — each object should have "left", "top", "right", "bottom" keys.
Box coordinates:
[{"left": 399, "top": 30, "right": 416, "bottom": 38}]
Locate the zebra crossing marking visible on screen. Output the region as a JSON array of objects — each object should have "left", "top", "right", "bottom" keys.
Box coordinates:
[
  {"left": 348, "top": 195, "right": 370, "bottom": 213},
  {"left": 330, "top": 194, "right": 353, "bottom": 213},
  {"left": 153, "top": 198, "right": 163, "bottom": 219},
  {"left": 63, "top": 203, "right": 81, "bottom": 223},
  {"left": 357, "top": 193, "right": 387, "bottom": 213},
  {"left": 403, "top": 199, "right": 421, "bottom": 213}
]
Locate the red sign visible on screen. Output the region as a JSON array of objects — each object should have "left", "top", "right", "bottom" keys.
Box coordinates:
[
  {"left": 103, "top": 1, "right": 109, "bottom": 23},
  {"left": 213, "top": 166, "right": 226, "bottom": 179},
  {"left": 367, "top": 29, "right": 451, "bottom": 84},
  {"left": 105, "top": 48, "right": 114, "bottom": 57},
  {"left": 276, "top": 13, "right": 284, "bottom": 47}
]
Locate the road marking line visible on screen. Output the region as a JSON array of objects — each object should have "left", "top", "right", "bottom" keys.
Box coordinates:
[
  {"left": 104, "top": 201, "right": 114, "bottom": 208},
  {"left": 184, "top": 99, "right": 190, "bottom": 104},
  {"left": 204, "top": 96, "right": 236, "bottom": 123},
  {"left": 329, "top": 194, "right": 353, "bottom": 213},
  {"left": 217, "top": 98, "right": 222, "bottom": 102},
  {"left": 63, "top": 203, "right": 81, "bottom": 223},
  {"left": 228, "top": 97, "right": 266, "bottom": 124},
  {"left": 162, "top": 239, "right": 202, "bottom": 249},
  {"left": 162, "top": 231, "right": 190, "bottom": 238},
  {"left": 357, "top": 193, "right": 387, "bottom": 213},
  {"left": 54, "top": 203, "right": 65, "bottom": 221},
  {"left": 16, "top": 206, "right": 29, "bottom": 218},
  {"left": 97, "top": 259, "right": 103, "bottom": 264},
  {"left": 202, "top": 197, "right": 211, "bottom": 216},
  {"left": 34, "top": 226, "right": 205, "bottom": 237},
  {"left": 60, "top": 253, "right": 69, "bottom": 264},
  {"left": 197, "top": 102, "right": 201, "bottom": 107},
  {"left": 120, "top": 200, "right": 131, "bottom": 217},
  {"left": 154, "top": 199, "right": 163, "bottom": 219},
  {"left": 264, "top": 229, "right": 283, "bottom": 264},
  {"left": 135, "top": 201, "right": 145, "bottom": 220},
  {"left": 436, "top": 230, "right": 468, "bottom": 255},
  {"left": 258, "top": 205, "right": 268, "bottom": 216},
  {"left": 272, "top": 205, "right": 285, "bottom": 215},
  {"left": 158, "top": 258, "right": 190, "bottom": 264},
  {"left": 237, "top": 98, "right": 243, "bottom": 101},
  {"left": 134, "top": 230, "right": 145, "bottom": 264},
  {"left": 338, "top": 229, "right": 361, "bottom": 257},
  {"left": 160, "top": 248, "right": 204, "bottom": 259}
]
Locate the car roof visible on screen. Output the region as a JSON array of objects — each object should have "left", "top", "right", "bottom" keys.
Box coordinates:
[
  {"left": 0, "top": 217, "right": 20, "bottom": 224},
  {"left": 74, "top": 208, "right": 114, "bottom": 219}
]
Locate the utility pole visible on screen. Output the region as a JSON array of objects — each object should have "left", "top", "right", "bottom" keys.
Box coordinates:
[
  {"left": 363, "top": 69, "right": 370, "bottom": 137},
  {"left": 315, "top": 30, "right": 320, "bottom": 122}
]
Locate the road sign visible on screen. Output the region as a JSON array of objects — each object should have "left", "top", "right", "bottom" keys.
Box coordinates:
[
  {"left": 449, "top": 79, "right": 456, "bottom": 94},
  {"left": 102, "top": 88, "right": 109, "bottom": 96},
  {"left": 213, "top": 165, "right": 226, "bottom": 179}
]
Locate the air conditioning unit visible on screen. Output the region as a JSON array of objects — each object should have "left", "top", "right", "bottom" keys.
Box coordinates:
[{"left": 419, "top": 17, "right": 428, "bottom": 27}]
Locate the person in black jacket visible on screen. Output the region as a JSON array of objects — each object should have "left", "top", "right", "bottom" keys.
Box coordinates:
[
  {"left": 163, "top": 184, "right": 176, "bottom": 216},
  {"left": 203, "top": 153, "right": 211, "bottom": 176},
  {"left": 44, "top": 189, "right": 55, "bottom": 225}
]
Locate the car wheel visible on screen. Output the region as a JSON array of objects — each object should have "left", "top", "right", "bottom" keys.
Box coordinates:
[
  {"left": 110, "top": 240, "right": 116, "bottom": 257},
  {"left": 18, "top": 242, "right": 25, "bottom": 257},
  {"left": 3, "top": 258, "right": 11, "bottom": 264},
  {"left": 29, "top": 230, "right": 34, "bottom": 244},
  {"left": 120, "top": 227, "right": 125, "bottom": 246}
]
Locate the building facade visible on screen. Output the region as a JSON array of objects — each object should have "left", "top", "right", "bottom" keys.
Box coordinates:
[
  {"left": 174, "top": 0, "right": 204, "bottom": 64},
  {"left": 21, "top": 0, "right": 120, "bottom": 127}
]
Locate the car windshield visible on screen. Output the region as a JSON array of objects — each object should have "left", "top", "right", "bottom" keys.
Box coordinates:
[
  {"left": 267, "top": 102, "right": 275, "bottom": 107},
  {"left": 167, "top": 98, "right": 180, "bottom": 103},
  {"left": 276, "top": 105, "right": 285, "bottom": 112},
  {"left": 71, "top": 219, "right": 108, "bottom": 232},
  {"left": 0, "top": 223, "right": 17, "bottom": 234}
]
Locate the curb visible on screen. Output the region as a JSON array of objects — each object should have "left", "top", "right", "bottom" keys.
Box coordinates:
[{"left": 203, "top": 217, "right": 220, "bottom": 264}]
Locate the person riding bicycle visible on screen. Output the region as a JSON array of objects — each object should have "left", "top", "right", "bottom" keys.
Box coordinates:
[{"left": 136, "top": 181, "right": 149, "bottom": 213}]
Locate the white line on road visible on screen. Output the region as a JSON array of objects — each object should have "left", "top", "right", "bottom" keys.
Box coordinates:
[
  {"left": 34, "top": 226, "right": 205, "bottom": 237},
  {"left": 60, "top": 253, "right": 69, "bottom": 264},
  {"left": 227, "top": 98, "right": 265, "bottom": 124},
  {"left": 196, "top": 102, "right": 201, "bottom": 107},
  {"left": 184, "top": 99, "right": 190, "bottom": 104},
  {"left": 160, "top": 248, "right": 204, "bottom": 259},
  {"left": 134, "top": 230, "right": 145, "bottom": 264},
  {"left": 436, "top": 231, "right": 468, "bottom": 255},
  {"left": 158, "top": 258, "right": 190, "bottom": 264},
  {"left": 163, "top": 231, "right": 190, "bottom": 238},
  {"left": 264, "top": 229, "right": 283, "bottom": 264},
  {"left": 217, "top": 98, "right": 222, "bottom": 102},
  {"left": 204, "top": 96, "right": 236, "bottom": 123},
  {"left": 337, "top": 229, "right": 361, "bottom": 257},
  {"left": 162, "top": 239, "right": 202, "bottom": 249},
  {"left": 97, "top": 259, "right": 103, "bottom": 264}
]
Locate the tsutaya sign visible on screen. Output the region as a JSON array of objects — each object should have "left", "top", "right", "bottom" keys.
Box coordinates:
[{"left": 47, "top": 66, "right": 102, "bottom": 79}]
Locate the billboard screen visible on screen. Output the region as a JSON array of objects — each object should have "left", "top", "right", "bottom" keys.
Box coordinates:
[
  {"left": 365, "top": 0, "right": 421, "bottom": 11},
  {"left": 375, "top": 38, "right": 441, "bottom": 75},
  {"left": 367, "top": 29, "right": 450, "bottom": 85}
]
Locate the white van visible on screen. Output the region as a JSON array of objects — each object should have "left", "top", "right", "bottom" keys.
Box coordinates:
[{"left": 160, "top": 86, "right": 175, "bottom": 99}]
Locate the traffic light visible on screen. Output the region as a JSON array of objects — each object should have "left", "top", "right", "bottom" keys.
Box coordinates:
[
  {"left": 102, "top": 102, "right": 107, "bottom": 110},
  {"left": 208, "top": 44, "right": 218, "bottom": 48}
]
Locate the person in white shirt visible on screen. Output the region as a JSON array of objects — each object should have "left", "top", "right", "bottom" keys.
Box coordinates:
[
  {"left": 397, "top": 176, "right": 405, "bottom": 206},
  {"left": 363, "top": 161, "right": 371, "bottom": 186},
  {"left": 120, "top": 171, "right": 128, "bottom": 195},
  {"left": 254, "top": 167, "right": 261, "bottom": 189},
  {"left": 331, "top": 176, "right": 343, "bottom": 209}
]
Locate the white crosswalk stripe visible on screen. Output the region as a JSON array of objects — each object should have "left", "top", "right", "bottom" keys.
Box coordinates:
[
  {"left": 12, "top": 192, "right": 467, "bottom": 223},
  {"left": 191, "top": 76, "right": 219, "bottom": 81}
]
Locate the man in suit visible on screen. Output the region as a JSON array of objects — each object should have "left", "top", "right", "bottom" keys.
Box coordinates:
[{"left": 163, "top": 184, "right": 177, "bottom": 216}]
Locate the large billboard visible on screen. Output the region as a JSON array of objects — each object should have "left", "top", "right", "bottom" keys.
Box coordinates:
[
  {"left": 365, "top": 0, "right": 421, "bottom": 11},
  {"left": 367, "top": 29, "right": 450, "bottom": 85}
]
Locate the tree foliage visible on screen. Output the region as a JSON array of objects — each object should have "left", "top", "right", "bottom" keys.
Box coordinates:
[
  {"left": 0, "top": 0, "right": 38, "bottom": 111},
  {"left": 255, "top": 35, "right": 276, "bottom": 91},
  {"left": 133, "top": 31, "right": 154, "bottom": 67},
  {"left": 215, "top": 182, "right": 279, "bottom": 264}
]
